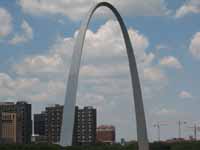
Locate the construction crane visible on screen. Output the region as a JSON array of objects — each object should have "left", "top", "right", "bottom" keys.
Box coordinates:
[
  {"left": 187, "top": 124, "right": 200, "bottom": 141},
  {"left": 178, "top": 120, "right": 187, "bottom": 139},
  {"left": 153, "top": 122, "right": 168, "bottom": 142}
]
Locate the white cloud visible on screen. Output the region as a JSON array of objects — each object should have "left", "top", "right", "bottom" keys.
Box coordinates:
[
  {"left": 155, "top": 108, "right": 177, "bottom": 116},
  {"left": 189, "top": 32, "right": 200, "bottom": 59},
  {"left": 179, "top": 90, "right": 193, "bottom": 99},
  {"left": 0, "top": 72, "right": 66, "bottom": 102},
  {"left": 12, "top": 20, "right": 167, "bottom": 105},
  {"left": 18, "top": 0, "right": 169, "bottom": 21},
  {"left": 77, "top": 93, "right": 106, "bottom": 108},
  {"left": 0, "top": 73, "right": 40, "bottom": 99},
  {"left": 0, "top": 8, "right": 12, "bottom": 37},
  {"left": 175, "top": 0, "right": 200, "bottom": 18},
  {"left": 143, "top": 67, "right": 166, "bottom": 81},
  {"left": 10, "top": 20, "right": 33, "bottom": 45},
  {"left": 14, "top": 54, "right": 64, "bottom": 76},
  {"left": 160, "top": 56, "right": 182, "bottom": 69}
]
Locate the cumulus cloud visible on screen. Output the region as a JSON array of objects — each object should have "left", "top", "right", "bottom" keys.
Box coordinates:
[
  {"left": 18, "top": 0, "right": 169, "bottom": 21},
  {"left": 11, "top": 20, "right": 167, "bottom": 106},
  {"left": 155, "top": 108, "right": 177, "bottom": 116},
  {"left": 179, "top": 90, "right": 193, "bottom": 99},
  {"left": 9, "top": 20, "right": 33, "bottom": 45},
  {"left": 143, "top": 67, "right": 166, "bottom": 81},
  {"left": 0, "top": 8, "right": 12, "bottom": 37},
  {"left": 14, "top": 54, "right": 65, "bottom": 77},
  {"left": 0, "top": 72, "right": 66, "bottom": 102},
  {"left": 189, "top": 32, "right": 200, "bottom": 59},
  {"left": 0, "top": 73, "right": 40, "bottom": 99},
  {"left": 159, "top": 56, "right": 182, "bottom": 69},
  {"left": 175, "top": 0, "right": 200, "bottom": 18}
]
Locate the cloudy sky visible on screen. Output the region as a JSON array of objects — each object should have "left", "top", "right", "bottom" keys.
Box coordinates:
[{"left": 1, "top": 0, "right": 200, "bottom": 142}]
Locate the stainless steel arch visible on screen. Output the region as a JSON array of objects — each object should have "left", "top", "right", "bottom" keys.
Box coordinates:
[{"left": 60, "top": 2, "right": 149, "bottom": 150}]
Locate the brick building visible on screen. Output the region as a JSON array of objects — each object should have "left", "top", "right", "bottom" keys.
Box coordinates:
[{"left": 96, "top": 125, "right": 115, "bottom": 144}]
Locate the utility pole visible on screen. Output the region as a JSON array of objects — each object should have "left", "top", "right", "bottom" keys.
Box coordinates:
[
  {"left": 154, "top": 122, "right": 168, "bottom": 142},
  {"left": 178, "top": 120, "right": 187, "bottom": 139}
]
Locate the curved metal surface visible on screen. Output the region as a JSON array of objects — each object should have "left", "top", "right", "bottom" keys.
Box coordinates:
[{"left": 60, "top": 2, "right": 149, "bottom": 150}]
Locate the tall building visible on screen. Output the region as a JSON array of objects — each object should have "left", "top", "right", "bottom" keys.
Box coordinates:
[
  {"left": 16, "top": 101, "right": 32, "bottom": 144},
  {"left": 73, "top": 106, "right": 96, "bottom": 145},
  {"left": 0, "top": 101, "right": 32, "bottom": 144},
  {"left": 34, "top": 105, "right": 96, "bottom": 145},
  {"left": 34, "top": 112, "right": 47, "bottom": 136},
  {"left": 34, "top": 105, "right": 63, "bottom": 144},
  {"left": 96, "top": 125, "right": 116, "bottom": 144},
  {"left": 45, "top": 104, "right": 63, "bottom": 144}
]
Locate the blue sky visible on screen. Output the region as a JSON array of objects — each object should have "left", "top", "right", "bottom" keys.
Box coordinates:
[{"left": 1, "top": 0, "right": 200, "bottom": 142}]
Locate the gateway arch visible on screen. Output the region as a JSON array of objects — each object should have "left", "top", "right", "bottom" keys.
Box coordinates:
[{"left": 60, "top": 2, "right": 149, "bottom": 150}]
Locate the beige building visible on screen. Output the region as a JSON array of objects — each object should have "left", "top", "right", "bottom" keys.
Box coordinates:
[{"left": 1, "top": 112, "right": 17, "bottom": 143}]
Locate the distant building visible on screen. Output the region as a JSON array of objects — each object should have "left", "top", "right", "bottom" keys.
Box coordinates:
[
  {"left": 120, "top": 138, "right": 126, "bottom": 146},
  {"left": 34, "top": 112, "right": 47, "bottom": 137},
  {"left": 31, "top": 135, "right": 48, "bottom": 144},
  {"left": 165, "top": 138, "right": 186, "bottom": 143},
  {"left": 96, "top": 125, "right": 115, "bottom": 144},
  {"left": 0, "top": 101, "right": 32, "bottom": 144},
  {"left": 34, "top": 105, "right": 96, "bottom": 145},
  {"left": 34, "top": 105, "right": 63, "bottom": 144},
  {"left": 73, "top": 106, "right": 96, "bottom": 145},
  {"left": 0, "top": 112, "right": 17, "bottom": 144},
  {"left": 16, "top": 101, "right": 32, "bottom": 144},
  {"left": 45, "top": 104, "right": 63, "bottom": 144}
]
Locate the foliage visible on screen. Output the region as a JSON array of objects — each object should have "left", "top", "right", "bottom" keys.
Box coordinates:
[{"left": 1, "top": 142, "right": 200, "bottom": 150}]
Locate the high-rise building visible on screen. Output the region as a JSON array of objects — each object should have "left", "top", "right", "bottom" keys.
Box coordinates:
[
  {"left": 45, "top": 104, "right": 63, "bottom": 144},
  {"left": 16, "top": 101, "right": 32, "bottom": 144},
  {"left": 96, "top": 125, "right": 115, "bottom": 144},
  {"left": 0, "top": 101, "right": 32, "bottom": 144},
  {"left": 34, "top": 112, "right": 47, "bottom": 136},
  {"left": 73, "top": 106, "right": 96, "bottom": 145},
  {"left": 34, "top": 105, "right": 63, "bottom": 144},
  {"left": 34, "top": 105, "right": 96, "bottom": 145}
]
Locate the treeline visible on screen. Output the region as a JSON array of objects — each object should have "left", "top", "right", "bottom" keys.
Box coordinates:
[{"left": 1, "top": 141, "right": 200, "bottom": 150}]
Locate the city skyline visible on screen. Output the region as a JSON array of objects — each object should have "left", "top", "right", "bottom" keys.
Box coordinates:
[{"left": 1, "top": 0, "right": 200, "bottom": 142}]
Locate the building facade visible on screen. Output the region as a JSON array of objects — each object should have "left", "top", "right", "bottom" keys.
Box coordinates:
[
  {"left": 34, "top": 112, "right": 47, "bottom": 136},
  {"left": 45, "top": 104, "right": 63, "bottom": 144},
  {"left": 96, "top": 125, "right": 115, "bottom": 144},
  {"left": 0, "top": 101, "right": 32, "bottom": 144},
  {"left": 34, "top": 105, "right": 96, "bottom": 145},
  {"left": 73, "top": 106, "right": 96, "bottom": 145},
  {"left": 0, "top": 112, "right": 17, "bottom": 144},
  {"left": 16, "top": 101, "right": 32, "bottom": 144}
]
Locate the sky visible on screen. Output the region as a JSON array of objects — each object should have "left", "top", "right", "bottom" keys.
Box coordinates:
[{"left": 0, "top": 0, "right": 200, "bottom": 142}]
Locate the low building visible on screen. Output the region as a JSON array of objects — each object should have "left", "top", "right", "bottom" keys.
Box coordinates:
[
  {"left": 0, "top": 101, "right": 32, "bottom": 144},
  {"left": 0, "top": 112, "right": 17, "bottom": 144},
  {"left": 96, "top": 125, "right": 115, "bottom": 144},
  {"left": 31, "top": 135, "right": 48, "bottom": 144}
]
